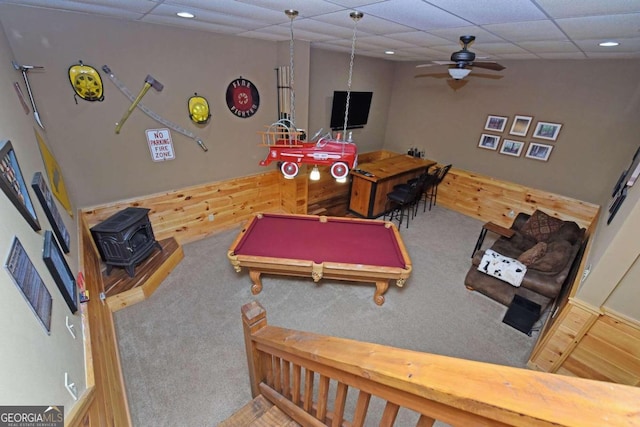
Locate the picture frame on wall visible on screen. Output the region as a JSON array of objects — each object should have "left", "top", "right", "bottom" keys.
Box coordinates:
[
  {"left": 4, "top": 237, "right": 52, "bottom": 333},
  {"left": 526, "top": 142, "right": 554, "bottom": 161},
  {"left": 499, "top": 139, "right": 525, "bottom": 157},
  {"left": 32, "top": 172, "right": 71, "bottom": 253},
  {"left": 533, "top": 121, "right": 562, "bottom": 141},
  {"left": 509, "top": 115, "right": 533, "bottom": 137},
  {"left": 478, "top": 133, "right": 500, "bottom": 150},
  {"left": 484, "top": 115, "right": 508, "bottom": 132},
  {"left": 43, "top": 231, "right": 77, "bottom": 314},
  {"left": 0, "top": 140, "right": 40, "bottom": 231}
]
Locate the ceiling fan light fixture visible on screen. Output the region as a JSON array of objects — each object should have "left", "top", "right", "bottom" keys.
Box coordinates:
[{"left": 448, "top": 68, "right": 471, "bottom": 80}]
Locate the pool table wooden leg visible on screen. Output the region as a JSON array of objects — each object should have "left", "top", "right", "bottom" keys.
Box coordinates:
[
  {"left": 374, "top": 281, "right": 389, "bottom": 306},
  {"left": 249, "top": 269, "right": 263, "bottom": 295}
]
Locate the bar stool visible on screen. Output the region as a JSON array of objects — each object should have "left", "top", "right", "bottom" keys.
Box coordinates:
[{"left": 384, "top": 181, "right": 421, "bottom": 228}]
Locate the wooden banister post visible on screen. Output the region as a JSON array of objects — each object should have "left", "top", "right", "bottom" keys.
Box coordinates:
[{"left": 241, "top": 300, "right": 267, "bottom": 397}]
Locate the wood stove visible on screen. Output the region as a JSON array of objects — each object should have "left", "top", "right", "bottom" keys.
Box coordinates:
[{"left": 90, "top": 207, "right": 162, "bottom": 277}]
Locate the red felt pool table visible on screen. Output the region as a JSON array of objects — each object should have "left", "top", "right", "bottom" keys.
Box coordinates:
[{"left": 227, "top": 213, "right": 412, "bottom": 306}]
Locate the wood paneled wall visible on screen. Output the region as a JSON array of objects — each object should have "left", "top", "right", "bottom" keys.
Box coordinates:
[
  {"left": 530, "top": 303, "right": 640, "bottom": 386},
  {"left": 437, "top": 168, "right": 599, "bottom": 230},
  {"left": 82, "top": 171, "right": 285, "bottom": 245},
  {"left": 66, "top": 216, "right": 132, "bottom": 426}
]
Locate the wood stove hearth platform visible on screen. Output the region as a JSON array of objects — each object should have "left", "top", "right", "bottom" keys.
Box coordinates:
[{"left": 102, "top": 237, "right": 184, "bottom": 312}]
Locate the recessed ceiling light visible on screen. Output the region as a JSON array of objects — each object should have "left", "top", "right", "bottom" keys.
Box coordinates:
[
  {"left": 599, "top": 41, "right": 619, "bottom": 47},
  {"left": 385, "top": 50, "right": 395, "bottom": 55},
  {"left": 177, "top": 11, "right": 195, "bottom": 19}
]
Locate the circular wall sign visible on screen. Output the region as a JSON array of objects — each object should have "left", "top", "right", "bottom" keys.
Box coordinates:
[{"left": 225, "top": 77, "right": 260, "bottom": 118}]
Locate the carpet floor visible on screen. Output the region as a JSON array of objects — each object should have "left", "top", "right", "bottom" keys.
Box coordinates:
[{"left": 114, "top": 206, "right": 539, "bottom": 426}]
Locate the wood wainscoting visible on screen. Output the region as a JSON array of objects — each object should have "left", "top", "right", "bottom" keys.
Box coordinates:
[
  {"left": 82, "top": 170, "right": 289, "bottom": 245},
  {"left": 436, "top": 167, "right": 599, "bottom": 230}
]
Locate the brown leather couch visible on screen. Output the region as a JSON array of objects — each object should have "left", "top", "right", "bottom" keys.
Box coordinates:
[{"left": 465, "top": 210, "right": 585, "bottom": 312}]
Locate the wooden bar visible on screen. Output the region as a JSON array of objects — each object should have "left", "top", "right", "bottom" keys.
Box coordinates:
[{"left": 348, "top": 154, "right": 436, "bottom": 218}]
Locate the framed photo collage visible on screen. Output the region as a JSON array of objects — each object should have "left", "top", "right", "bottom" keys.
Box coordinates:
[{"left": 478, "top": 114, "right": 562, "bottom": 162}]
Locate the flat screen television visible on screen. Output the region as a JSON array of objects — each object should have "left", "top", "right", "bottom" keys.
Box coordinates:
[{"left": 330, "top": 91, "right": 373, "bottom": 130}]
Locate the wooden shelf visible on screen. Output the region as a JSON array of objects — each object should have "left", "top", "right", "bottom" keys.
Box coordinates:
[{"left": 102, "top": 237, "right": 184, "bottom": 312}]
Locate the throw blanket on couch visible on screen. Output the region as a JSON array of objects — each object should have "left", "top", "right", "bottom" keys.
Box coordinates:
[{"left": 478, "top": 249, "right": 527, "bottom": 287}]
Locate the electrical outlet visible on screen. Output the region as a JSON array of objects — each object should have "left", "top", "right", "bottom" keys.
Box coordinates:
[{"left": 208, "top": 213, "right": 215, "bottom": 222}]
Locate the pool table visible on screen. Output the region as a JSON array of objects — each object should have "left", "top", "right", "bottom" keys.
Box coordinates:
[{"left": 227, "top": 213, "right": 412, "bottom": 306}]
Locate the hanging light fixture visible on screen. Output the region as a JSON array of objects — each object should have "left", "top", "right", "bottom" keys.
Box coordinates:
[{"left": 310, "top": 165, "right": 321, "bottom": 181}]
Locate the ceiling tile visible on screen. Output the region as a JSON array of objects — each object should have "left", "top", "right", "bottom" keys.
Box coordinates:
[
  {"left": 358, "top": 0, "right": 471, "bottom": 31},
  {"left": 557, "top": 14, "right": 640, "bottom": 40},
  {"left": 482, "top": 20, "right": 569, "bottom": 42},
  {"left": 425, "top": 0, "right": 547, "bottom": 25},
  {"left": 535, "top": 0, "right": 640, "bottom": 18}
]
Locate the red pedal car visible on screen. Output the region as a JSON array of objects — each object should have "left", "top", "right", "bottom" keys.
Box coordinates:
[{"left": 259, "top": 120, "right": 358, "bottom": 180}]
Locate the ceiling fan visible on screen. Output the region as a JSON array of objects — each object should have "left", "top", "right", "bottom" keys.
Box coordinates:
[{"left": 416, "top": 35, "right": 505, "bottom": 80}]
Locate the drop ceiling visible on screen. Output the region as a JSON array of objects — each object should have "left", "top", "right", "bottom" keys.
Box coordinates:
[{"left": 1, "top": 0, "right": 639, "bottom": 61}]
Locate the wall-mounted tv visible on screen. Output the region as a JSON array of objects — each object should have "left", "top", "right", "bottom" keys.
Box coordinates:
[{"left": 330, "top": 91, "right": 373, "bottom": 130}]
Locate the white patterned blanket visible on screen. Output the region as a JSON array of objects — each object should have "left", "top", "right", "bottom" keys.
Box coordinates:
[{"left": 478, "top": 249, "right": 527, "bottom": 287}]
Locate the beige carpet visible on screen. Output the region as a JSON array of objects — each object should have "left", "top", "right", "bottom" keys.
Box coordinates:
[{"left": 114, "top": 206, "right": 540, "bottom": 426}]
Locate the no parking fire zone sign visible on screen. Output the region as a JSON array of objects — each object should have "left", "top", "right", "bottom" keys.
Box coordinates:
[{"left": 146, "top": 128, "right": 175, "bottom": 161}]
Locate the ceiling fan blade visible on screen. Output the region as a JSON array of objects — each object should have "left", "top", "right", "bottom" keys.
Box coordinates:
[
  {"left": 447, "top": 79, "right": 469, "bottom": 90},
  {"left": 471, "top": 61, "right": 505, "bottom": 71},
  {"left": 469, "top": 73, "right": 504, "bottom": 79},
  {"left": 416, "top": 60, "right": 454, "bottom": 68},
  {"left": 414, "top": 73, "right": 451, "bottom": 79}
]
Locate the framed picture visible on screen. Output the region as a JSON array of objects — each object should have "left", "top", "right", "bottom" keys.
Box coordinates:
[
  {"left": 4, "top": 237, "right": 52, "bottom": 333},
  {"left": 32, "top": 172, "right": 71, "bottom": 253},
  {"left": 43, "top": 231, "right": 77, "bottom": 313},
  {"left": 533, "top": 121, "right": 562, "bottom": 141},
  {"left": 509, "top": 115, "right": 533, "bottom": 137},
  {"left": 499, "top": 139, "right": 525, "bottom": 157},
  {"left": 484, "top": 115, "right": 508, "bottom": 132},
  {"left": 525, "top": 142, "right": 554, "bottom": 161},
  {"left": 478, "top": 133, "right": 500, "bottom": 151},
  {"left": 0, "top": 140, "right": 40, "bottom": 231}
]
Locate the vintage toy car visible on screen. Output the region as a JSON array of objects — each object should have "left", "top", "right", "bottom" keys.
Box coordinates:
[{"left": 259, "top": 121, "right": 357, "bottom": 180}]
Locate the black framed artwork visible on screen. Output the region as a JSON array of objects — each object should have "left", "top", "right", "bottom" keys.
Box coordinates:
[
  {"left": 0, "top": 140, "right": 40, "bottom": 231},
  {"left": 43, "top": 231, "right": 77, "bottom": 313},
  {"left": 32, "top": 172, "right": 70, "bottom": 253},
  {"left": 4, "top": 237, "right": 52, "bottom": 333}
]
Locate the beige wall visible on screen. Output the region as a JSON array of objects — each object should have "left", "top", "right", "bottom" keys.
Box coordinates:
[
  {"left": 1, "top": 5, "right": 284, "bottom": 208},
  {"left": 309, "top": 48, "right": 394, "bottom": 153},
  {"left": 0, "top": 17, "right": 85, "bottom": 412},
  {"left": 384, "top": 60, "right": 640, "bottom": 206}
]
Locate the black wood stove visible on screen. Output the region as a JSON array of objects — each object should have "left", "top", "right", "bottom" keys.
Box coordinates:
[{"left": 90, "top": 207, "right": 162, "bottom": 277}]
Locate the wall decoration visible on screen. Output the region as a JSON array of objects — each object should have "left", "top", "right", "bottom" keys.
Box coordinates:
[
  {"left": 0, "top": 140, "right": 40, "bottom": 231},
  {"left": 525, "top": 142, "right": 554, "bottom": 161},
  {"left": 188, "top": 93, "right": 211, "bottom": 124},
  {"left": 484, "top": 115, "right": 508, "bottom": 132},
  {"left": 226, "top": 77, "right": 260, "bottom": 118},
  {"left": 145, "top": 128, "right": 175, "bottom": 162},
  {"left": 13, "top": 82, "right": 30, "bottom": 114},
  {"left": 35, "top": 129, "right": 73, "bottom": 217},
  {"left": 499, "top": 139, "right": 525, "bottom": 157},
  {"left": 608, "top": 145, "right": 640, "bottom": 225},
  {"left": 533, "top": 121, "right": 562, "bottom": 141},
  {"left": 68, "top": 60, "right": 104, "bottom": 102},
  {"left": 43, "top": 231, "right": 77, "bottom": 314},
  {"left": 4, "top": 237, "right": 52, "bottom": 333},
  {"left": 478, "top": 133, "right": 500, "bottom": 150},
  {"left": 509, "top": 115, "right": 533, "bottom": 137},
  {"left": 31, "top": 172, "right": 71, "bottom": 253}
]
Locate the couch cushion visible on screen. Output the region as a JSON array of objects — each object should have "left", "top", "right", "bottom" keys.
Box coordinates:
[
  {"left": 521, "top": 210, "right": 564, "bottom": 242},
  {"left": 518, "top": 241, "right": 547, "bottom": 266},
  {"left": 528, "top": 240, "right": 573, "bottom": 273},
  {"left": 547, "top": 221, "right": 583, "bottom": 245}
]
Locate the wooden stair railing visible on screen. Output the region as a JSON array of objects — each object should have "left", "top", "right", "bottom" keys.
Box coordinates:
[{"left": 238, "top": 301, "right": 640, "bottom": 427}]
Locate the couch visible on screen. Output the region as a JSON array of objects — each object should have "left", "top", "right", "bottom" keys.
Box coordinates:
[{"left": 464, "top": 210, "right": 585, "bottom": 312}]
